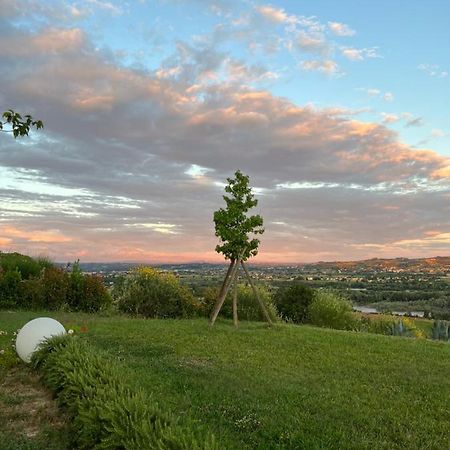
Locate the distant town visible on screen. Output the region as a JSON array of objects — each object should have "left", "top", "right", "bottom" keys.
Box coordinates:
[{"left": 69, "top": 256, "right": 450, "bottom": 320}]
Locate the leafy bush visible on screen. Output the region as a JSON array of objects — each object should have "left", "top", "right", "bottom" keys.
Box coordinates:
[
  {"left": 67, "top": 261, "right": 111, "bottom": 312},
  {"left": 115, "top": 267, "right": 199, "bottom": 318},
  {"left": 0, "top": 267, "right": 22, "bottom": 308},
  {"left": 80, "top": 274, "right": 111, "bottom": 312},
  {"left": 66, "top": 260, "right": 85, "bottom": 310},
  {"left": 40, "top": 267, "right": 69, "bottom": 310},
  {"left": 274, "top": 284, "right": 315, "bottom": 323},
  {"left": 358, "top": 315, "right": 395, "bottom": 335},
  {"left": 201, "top": 283, "right": 278, "bottom": 322},
  {"left": 31, "top": 335, "right": 217, "bottom": 450},
  {"left": 0, "top": 253, "right": 111, "bottom": 312},
  {"left": 308, "top": 290, "right": 358, "bottom": 331},
  {"left": 0, "top": 252, "right": 51, "bottom": 280}
]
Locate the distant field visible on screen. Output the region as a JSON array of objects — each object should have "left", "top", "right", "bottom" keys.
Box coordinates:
[{"left": 1, "top": 311, "right": 450, "bottom": 449}]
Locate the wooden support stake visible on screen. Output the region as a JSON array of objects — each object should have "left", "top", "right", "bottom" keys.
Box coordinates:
[
  {"left": 218, "top": 259, "right": 235, "bottom": 301},
  {"left": 241, "top": 261, "right": 273, "bottom": 326},
  {"left": 209, "top": 259, "right": 239, "bottom": 326},
  {"left": 232, "top": 265, "right": 239, "bottom": 328}
]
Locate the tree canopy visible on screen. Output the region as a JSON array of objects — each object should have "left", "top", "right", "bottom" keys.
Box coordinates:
[
  {"left": 0, "top": 110, "right": 43, "bottom": 138},
  {"left": 213, "top": 170, "right": 264, "bottom": 261}
]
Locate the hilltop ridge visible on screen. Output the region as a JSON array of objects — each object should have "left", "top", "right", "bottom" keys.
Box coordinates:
[{"left": 307, "top": 256, "right": 450, "bottom": 272}]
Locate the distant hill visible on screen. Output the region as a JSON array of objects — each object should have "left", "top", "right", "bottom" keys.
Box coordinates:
[
  {"left": 56, "top": 256, "right": 450, "bottom": 274},
  {"left": 305, "top": 256, "right": 450, "bottom": 272}
]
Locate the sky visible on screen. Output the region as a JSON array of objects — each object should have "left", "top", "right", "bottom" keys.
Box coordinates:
[{"left": 0, "top": 0, "right": 449, "bottom": 264}]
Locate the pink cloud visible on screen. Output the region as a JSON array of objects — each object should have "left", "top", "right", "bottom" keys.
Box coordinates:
[
  {"left": 0, "top": 27, "right": 85, "bottom": 57},
  {"left": 328, "top": 21, "right": 355, "bottom": 37},
  {"left": 255, "top": 5, "right": 292, "bottom": 23},
  {"left": 0, "top": 226, "right": 72, "bottom": 244},
  {"left": 300, "top": 59, "right": 339, "bottom": 74}
]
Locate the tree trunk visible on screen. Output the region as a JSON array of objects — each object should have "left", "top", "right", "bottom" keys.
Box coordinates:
[
  {"left": 241, "top": 261, "right": 273, "bottom": 326},
  {"left": 209, "top": 259, "right": 237, "bottom": 326},
  {"left": 232, "top": 267, "right": 239, "bottom": 327}
]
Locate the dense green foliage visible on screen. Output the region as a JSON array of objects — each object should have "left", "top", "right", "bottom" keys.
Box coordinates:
[
  {"left": 30, "top": 335, "right": 217, "bottom": 450},
  {"left": 290, "top": 271, "right": 450, "bottom": 320},
  {"left": 274, "top": 284, "right": 315, "bottom": 323},
  {"left": 213, "top": 170, "right": 264, "bottom": 261},
  {"left": 307, "top": 290, "right": 358, "bottom": 330},
  {"left": 114, "top": 267, "right": 200, "bottom": 318},
  {"left": 3, "top": 312, "right": 449, "bottom": 449},
  {"left": 0, "top": 253, "right": 111, "bottom": 312},
  {"left": 201, "top": 283, "right": 278, "bottom": 322}
]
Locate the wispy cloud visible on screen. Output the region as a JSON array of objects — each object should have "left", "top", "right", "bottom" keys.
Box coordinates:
[
  {"left": 255, "top": 5, "right": 295, "bottom": 24},
  {"left": 357, "top": 88, "right": 394, "bottom": 102},
  {"left": 341, "top": 47, "right": 380, "bottom": 61},
  {"left": 418, "top": 63, "right": 448, "bottom": 78},
  {"left": 299, "top": 59, "right": 340, "bottom": 75},
  {"left": 328, "top": 21, "right": 355, "bottom": 37}
]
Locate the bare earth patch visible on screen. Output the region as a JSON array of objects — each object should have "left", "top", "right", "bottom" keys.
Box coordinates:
[{"left": 0, "top": 365, "right": 69, "bottom": 446}]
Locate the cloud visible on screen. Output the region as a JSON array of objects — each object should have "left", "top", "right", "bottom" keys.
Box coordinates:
[
  {"left": 401, "top": 113, "right": 423, "bottom": 127},
  {"left": 380, "top": 113, "right": 399, "bottom": 124},
  {"left": 381, "top": 112, "right": 425, "bottom": 128},
  {"left": 0, "top": 225, "right": 72, "bottom": 243},
  {"left": 0, "top": 11, "right": 448, "bottom": 263},
  {"left": 0, "top": 27, "right": 85, "bottom": 57},
  {"left": 299, "top": 59, "right": 339, "bottom": 75},
  {"left": 328, "top": 21, "right": 355, "bottom": 37},
  {"left": 296, "top": 31, "right": 329, "bottom": 55},
  {"left": 366, "top": 88, "right": 381, "bottom": 96},
  {"left": 85, "top": 0, "right": 123, "bottom": 16},
  {"left": 357, "top": 88, "right": 393, "bottom": 102},
  {"left": 354, "top": 232, "right": 450, "bottom": 253},
  {"left": 226, "top": 3, "right": 377, "bottom": 80},
  {"left": 255, "top": 5, "right": 295, "bottom": 24},
  {"left": 341, "top": 47, "right": 380, "bottom": 61},
  {"left": 418, "top": 63, "right": 448, "bottom": 78},
  {"left": 431, "top": 129, "right": 446, "bottom": 138},
  {"left": 125, "top": 223, "right": 181, "bottom": 235}
]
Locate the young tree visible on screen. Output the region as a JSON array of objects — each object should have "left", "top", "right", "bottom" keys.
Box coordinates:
[
  {"left": 0, "top": 110, "right": 43, "bottom": 138},
  {"left": 210, "top": 170, "right": 272, "bottom": 326}
]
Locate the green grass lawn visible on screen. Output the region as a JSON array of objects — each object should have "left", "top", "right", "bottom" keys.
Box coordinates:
[{"left": 1, "top": 311, "right": 450, "bottom": 449}]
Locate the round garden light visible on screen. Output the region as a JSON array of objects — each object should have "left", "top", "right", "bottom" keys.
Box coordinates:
[{"left": 15, "top": 317, "right": 66, "bottom": 363}]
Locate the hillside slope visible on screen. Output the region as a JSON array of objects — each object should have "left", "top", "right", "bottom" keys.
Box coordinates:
[{"left": 2, "top": 313, "right": 450, "bottom": 449}]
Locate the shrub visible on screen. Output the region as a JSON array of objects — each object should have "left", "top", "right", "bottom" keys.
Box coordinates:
[
  {"left": 0, "top": 267, "right": 22, "bottom": 308},
  {"left": 80, "top": 274, "right": 111, "bottom": 312},
  {"left": 20, "top": 277, "right": 44, "bottom": 309},
  {"left": 115, "top": 267, "right": 199, "bottom": 318},
  {"left": 66, "top": 260, "right": 85, "bottom": 310},
  {"left": 398, "top": 317, "right": 427, "bottom": 339},
  {"left": 358, "top": 315, "right": 395, "bottom": 335},
  {"left": 31, "top": 335, "right": 218, "bottom": 449},
  {"left": 0, "top": 252, "right": 44, "bottom": 279},
  {"left": 0, "top": 253, "right": 111, "bottom": 312},
  {"left": 65, "top": 261, "right": 111, "bottom": 312},
  {"left": 308, "top": 290, "right": 357, "bottom": 331},
  {"left": 274, "top": 284, "right": 315, "bottom": 323},
  {"left": 40, "top": 267, "right": 69, "bottom": 310}
]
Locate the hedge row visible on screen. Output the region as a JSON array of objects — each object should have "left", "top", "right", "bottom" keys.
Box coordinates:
[
  {"left": 31, "top": 335, "right": 218, "bottom": 450},
  {"left": 0, "top": 254, "right": 111, "bottom": 312}
]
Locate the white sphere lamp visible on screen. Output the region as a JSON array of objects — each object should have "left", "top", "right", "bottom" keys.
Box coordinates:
[{"left": 16, "top": 317, "right": 66, "bottom": 363}]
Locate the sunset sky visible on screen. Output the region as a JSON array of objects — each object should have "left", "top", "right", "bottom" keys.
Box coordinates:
[{"left": 0, "top": 0, "right": 449, "bottom": 264}]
